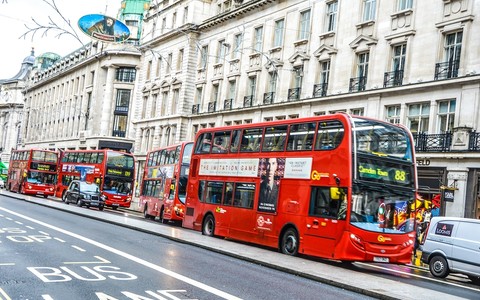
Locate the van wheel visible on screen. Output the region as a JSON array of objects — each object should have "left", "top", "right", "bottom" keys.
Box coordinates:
[
  {"left": 76, "top": 199, "right": 84, "bottom": 207},
  {"left": 62, "top": 192, "right": 67, "bottom": 202},
  {"left": 429, "top": 256, "right": 449, "bottom": 278},
  {"left": 280, "top": 228, "right": 299, "bottom": 256},
  {"left": 202, "top": 214, "right": 215, "bottom": 236}
]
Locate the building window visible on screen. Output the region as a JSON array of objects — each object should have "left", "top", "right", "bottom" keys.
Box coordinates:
[
  {"left": 299, "top": 9, "right": 311, "bottom": 40},
  {"left": 200, "top": 45, "right": 209, "bottom": 69},
  {"left": 362, "top": 0, "right": 376, "bottom": 22},
  {"left": 166, "top": 53, "right": 173, "bottom": 74},
  {"left": 253, "top": 26, "right": 263, "bottom": 52},
  {"left": 161, "top": 91, "right": 168, "bottom": 116},
  {"left": 172, "top": 12, "right": 177, "bottom": 29},
  {"left": 183, "top": 6, "right": 188, "bottom": 24},
  {"left": 269, "top": 71, "right": 278, "bottom": 93},
  {"left": 325, "top": 1, "right": 338, "bottom": 32},
  {"left": 397, "top": 0, "right": 412, "bottom": 11},
  {"left": 161, "top": 17, "right": 167, "bottom": 34},
  {"left": 437, "top": 100, "right": 455, "bottom": 133},
  {"left": 177, "top": 49, "right": 184, "bottom": 71},
  {"left": 141, "top": 96, "right": 148, "bottom": 119},
  {"left": 116, "top": 67, "right": 136, "bottom": 82},
  {"left": 146, "top": 60, "right": 152, "bottom": 80},
  {"left": 113, "top": 89, "right": 130, "bottom": 138},
  {"left": 233, "top": 33, "right": 243, "bottom": 59},
  {"left": 408, "top": 103, "right": 430, "bottom": 133},
  {"left": 314, "top": 60, "right": 330, "bottom": 97},
  {"left": 385, "top": 43, "right": 406, "bottom": 87},
  {"left": 217, "top": 40, "right": 227, "bottom": 64},
  {"left": 172, "top": 89, "right": 179, "bottom": 114},
  {"left": 212, "top": 84, "right": 220, "bottom": 106},
  {"left": 112, "top": 115, "right": 128, "bottom": 138},
  {"left": 151, "top": 94, "right": 158, "bottom": 118},
  {"left": 386, "top": 105, "right": 401, "bottom": 124},
  {"left": 273, "top": 19, "right": 284, "bottom": 48},
  {"left": 350, "top": 52, "right": 369, "bottom": 92},
  {"left": 156, "top": 58, "right": 162, "bottom": 78},
  {"left": 445, "top": 31, "right": 462, "bottom": 70},
  {"left": 350, "top": 108, "right": 364, "bottom": 116}
]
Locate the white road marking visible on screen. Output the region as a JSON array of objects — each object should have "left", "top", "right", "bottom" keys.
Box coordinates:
[
  {"left": 54, "top": 237, "right": 65, "bottom": 243},
  {"left": 63, "top": 256, "right": 111, "bottom": 265},
  {"left": 355, "top": 262, "right": 480, "bottom": 292},
  {"left": 38, "top": 231, "right": 49, "bottom": 235},
  {"left": 71, "top": 245, "right": 86, "bottom": 252},
  {"left": 26, "top": 226, "right": 35, "bottom": 230},
  {"left": 41, "top": 295, "right": 54, "bottom": 300},
  {"left": 0, "top": 288, "right": 12, "bottom": 300},
  {"left": 0, "top": 207, "right": 242, "bottom": 300},
  {"left": 0, "top": 263, "right": 15, "bottom": 266},
  {"left": 5, "top": 217, "right": 12, "bottom": 221},
  {"left": 15, "top": 221, "right": 23, "bottom": 225}
]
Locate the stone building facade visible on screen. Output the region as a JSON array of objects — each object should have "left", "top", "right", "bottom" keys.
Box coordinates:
[{"left": 134, "top": 0, "right": 480, "bottom": 218}]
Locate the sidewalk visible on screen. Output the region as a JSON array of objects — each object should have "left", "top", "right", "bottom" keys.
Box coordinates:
[{"left": 1, "top": 190, "right": 466, "bottom": 300}]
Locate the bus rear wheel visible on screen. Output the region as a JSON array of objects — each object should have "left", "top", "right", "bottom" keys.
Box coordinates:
[
  {"left": 280, "top": 228, "right": 299, "bottom": 256},
  {"left": 202, "top": 214, "right": 215, "bottom": 237}
]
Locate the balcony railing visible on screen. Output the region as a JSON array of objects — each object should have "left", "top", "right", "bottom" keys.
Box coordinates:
[
  {"left": 469, "top": 131, "right": 480, "bottom": 151},
  {"left": 413, "top": 132, "right": 452, "bottom": 152},
  {"left": 208, "top": 101, "right": 216, "bottom": 112},
  {"left": 224, "top": 99, "right": 233, "bottom": 110},
  {"left": 112, "top": 130, "right": 126, "bottom": 138},
  {"left": 263, "top": 92, "right": 275, "bottom": 104},
  {"left": 114, "top": 105, "right": 129, "bottom": 115},
  {"left": 313, "top": 83, "right": 327, "bottom": 97},
  {"left": 434, "top": 60, "right": 459, "bottom": 80},
  {"left": 192, "top": 104, "right": 200, "bottom": 114},
  {"left": 287, "top": 88, "right": 300, "bottom": 101},
  {"left": 349, "top": 76, "right": 367, "bottom": 92},
  {"left": 383, "top": 70, "right": 404, "bottom": 88},
  {"left": 243, "top": 95, "right": 253, "bottom": 107}
]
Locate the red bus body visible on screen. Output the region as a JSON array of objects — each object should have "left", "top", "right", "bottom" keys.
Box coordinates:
[
  {"left": 7, "top": 149, "right": 58, "bottom": 198},
  {"left": 139, "top": 142, "right": 193, "bottom": 223},
  {"left": 57, "top": 150, "right": 136, "bottom": 209},
  {"left": 183, "top": 113, "right": 417, "bottom": 263}
]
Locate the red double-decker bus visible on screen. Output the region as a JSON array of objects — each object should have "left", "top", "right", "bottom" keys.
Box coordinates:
[
  {"left": 183, "top": 113, "right": 417, "bottom": 263},
  {"left": 57, "top": 150, "right": 135, "bottom": 209},
  {"left": 139, "top": 142, "right": 193, "bottom": 223},
  {"left": 7, "top": 149, "right": 58, "bottom": 198}
]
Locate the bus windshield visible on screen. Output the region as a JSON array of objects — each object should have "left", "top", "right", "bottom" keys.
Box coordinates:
[
  {"left": 350, "top": 184, "right": 415, "bottom": 234},
  {"left": 352, "top": 118, "right": 412, "bottom": 162}
]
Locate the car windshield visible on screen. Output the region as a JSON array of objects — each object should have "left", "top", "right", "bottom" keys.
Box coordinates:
[{"left": 80, "top": 182, "right": 99, "bottom": 193}]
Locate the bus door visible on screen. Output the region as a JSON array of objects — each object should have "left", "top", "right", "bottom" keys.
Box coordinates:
[
  {"left": 163, "top": 178, "right": 176, "bottom": 219},
  {"left": 304, "top": 186, "right": 346, "bottom": 257},
  {"left": 214, "top": 182, "right": 233, "bottom": 236},
  {"left": 228, "top": 182, "right": 257, "bottom": 241}
]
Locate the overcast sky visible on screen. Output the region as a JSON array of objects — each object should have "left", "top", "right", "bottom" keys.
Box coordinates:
[{"left": 0, "top": 0, "right": 119, "bottom": 79}]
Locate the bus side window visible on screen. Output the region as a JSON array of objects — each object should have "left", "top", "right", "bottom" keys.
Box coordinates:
[
  {"left": 230, "top": 130, "right": 241, "bottom": 153},
  {"left": 223, "top": 182, "right": 234, "bottom": 206},
  {"left": 198, "top": 180, "right": 206, "bottom": 203},
  {"left": 287, "top": 122, "right": 315, "bottom": 151},
  {"left": 206, "top": 181, "right": 223, "bottom": 204},
  {"left": 234, "top": 183, "right": 255, "bottom": 209},
  {"left": 262, "top": 125, "right": 287, "bottom": 152},
  {"left": 195, "top": 133, "right": 213, "bottom": 154},
  {"left": 314, "top": 120, "right": 345, "bottom": 150},
  {"left": 212, "top": 131, "right": 230, "bottom": 153}
]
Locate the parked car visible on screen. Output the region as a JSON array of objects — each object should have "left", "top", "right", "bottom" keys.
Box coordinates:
[
  {"left": 420, "top": 216, "right": 480, "bottom": 284},
  {"left": 0, "top": 178, "right": 4, "bottom": 189},
  {"left": 63, "top": 180, "right": 105, "bottom": 210}
]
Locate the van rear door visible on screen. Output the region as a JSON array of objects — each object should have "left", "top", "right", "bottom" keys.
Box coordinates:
[{"left": 451, "top": 222, "right": 480, "bottom": 276}]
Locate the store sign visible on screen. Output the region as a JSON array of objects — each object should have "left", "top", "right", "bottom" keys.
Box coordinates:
[{"left": 442, "top": 188, "right": 455, "bottom": 202}]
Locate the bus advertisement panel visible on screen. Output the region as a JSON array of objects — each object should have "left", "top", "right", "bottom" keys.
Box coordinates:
[
  {"left": 57, "top": 150, "right": 135, "bottom": 209},
  {"left": 6, "top": 149, "right": 58, "bottom": 197},
  {"left": 183, "top": 113, "right": 417, "bottom": 263},
  {"left": 139, "top": 142, "right": 193, "bottom": 223}
]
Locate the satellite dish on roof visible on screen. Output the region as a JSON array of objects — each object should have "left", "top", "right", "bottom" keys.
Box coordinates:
[{"left": 78, "top": 14, "right": 130, "bottom": 43}]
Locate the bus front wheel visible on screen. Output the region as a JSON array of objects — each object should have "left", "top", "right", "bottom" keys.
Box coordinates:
[
  {"left": 202, "top": 214, "right": 215, "bottom": 237},
  {"left": 280, "top": 228, "right": 299, "bottom": 256}
]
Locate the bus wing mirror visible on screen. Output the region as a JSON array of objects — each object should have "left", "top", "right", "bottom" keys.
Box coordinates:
[{"left": 330, "top": 187, "right": 340, "bottom": 200}]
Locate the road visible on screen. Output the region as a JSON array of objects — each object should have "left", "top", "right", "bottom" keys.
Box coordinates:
[{"left": 0, "top": 195, "right": 375, "bottom": 300}]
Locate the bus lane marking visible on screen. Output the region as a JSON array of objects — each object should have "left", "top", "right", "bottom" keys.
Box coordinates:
[
  {"left": 63, "top": 256, "right": 110, "bottom": 265},
  {"left": 0, "top": 207, "right": 242, "bottom": 300},
  {"left": 0, "top": 287, "right": 12, "bottom": 300},
  {"left": 71, "top": 245, "right": 86, "bottom": 252},
  {"left": 356, "top": 262, "right": 480, "bottom": 292}
]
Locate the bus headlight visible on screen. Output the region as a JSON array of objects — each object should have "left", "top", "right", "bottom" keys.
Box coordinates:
[{"left": 350, "top": 233, "right": 365, "bottom": 250}]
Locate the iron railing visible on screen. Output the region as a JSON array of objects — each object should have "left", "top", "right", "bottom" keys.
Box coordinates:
[
  {"left": 383, "top": 70, "right": 404, "bottom": 88},
  {"left": 313, "top": 83, "right": 328, "bottom": 97},
  {"left": 413, "top": 132, "right": 452, "bottom": 152},
  {"left": 288, "top": 88, "right": 300, "bottom": 101},
  {"left": 263, "top": 92, "right": 275, "bottom": 104},
  {"left": 224, "top": 99, "right": 233, "bottom": 110},
  {"left": 349, "top": 76, "right": 367, "bottom": 92},
  {"left": 434, "top": 60, "right": 459, "bottom": 80},
  {"left": 243, "top": 95, "right": 253, "bottom": 107}
]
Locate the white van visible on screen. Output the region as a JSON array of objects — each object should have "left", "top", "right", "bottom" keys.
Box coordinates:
[{"left": 420, "top": 217, "right": 480, "bottom": 284}]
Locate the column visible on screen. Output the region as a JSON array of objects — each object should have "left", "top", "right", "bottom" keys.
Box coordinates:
[{"left": 100, "top": 66, "right": 116, "bottom": 136}]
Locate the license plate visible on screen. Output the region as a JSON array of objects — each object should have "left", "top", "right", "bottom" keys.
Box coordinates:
[
  {"left": 112, "top": 203, "right": 119, "bottom": 207},
  {"left": 373, "top": 256, "right": 389, "bottom": 263},
  {"left": 91, "top": 201, "right": 99, "bottom": 206}
]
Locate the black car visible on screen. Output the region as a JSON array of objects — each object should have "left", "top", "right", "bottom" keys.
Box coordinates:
[{"left": 63, "top": 180, "right": 105, "bottom": 210}]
